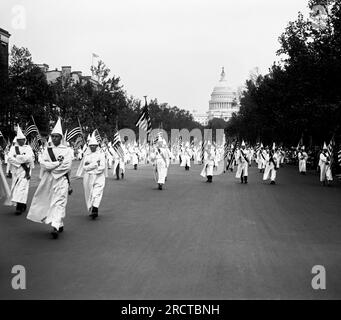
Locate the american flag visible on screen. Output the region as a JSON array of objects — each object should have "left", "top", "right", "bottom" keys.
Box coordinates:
[
  {"left": 24, "top": 124, "right": 39, "bottom": 137},
  {"left": 66, "top": 126, "right": 82, "bottom": 142},
  {"left": 93, "top": 129, "right": 102, "bottom": 144},
  {"left": 224, "top": 140, "right": 230, "bottom": 159},
  {"left": 30, "top": 136, "right": 40, "bottom": 153},
  {"left": 135, "top": 104, "right": 152, "bottom": 137},
  {"left": 327, "top": 136, "right": 335, "bottom": 164},
  {"left": 338, "top": 147, "right": 341, "bottom": 166},
  {"left": 112, "top": 127, "right": 125, "bottom": 159}
]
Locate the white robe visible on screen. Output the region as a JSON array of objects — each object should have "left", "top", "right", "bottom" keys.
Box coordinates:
[
  {"left": 82, "top": 151, "right": 106, "bottom": 211},
  {"left": 263, "top": 153, "right": 278, "bottom": 181},
  {"left": 152, "top": 148, "right": 168, "bottom": 184},
  {"left": 200, "top": 158, "right": 218, "bottom": 178},
  {"left": 0, "top": 162, "right": 11, "bottom": 205},
  {"left": 319, "top": 152, "right": 333, "bottom": 181},
  {"left": 7, "top": 144, "right": 34, "bottom": 205},
  {"left": 235, "top": 149, "right": 249, "bottom": 178},
  {"left": 27, "top": 144, "right": 72, "bottom": 230},
  {"left": 298, "top": 151, "right": 308, "bottom": 172},
  {"left": 180, "top": 149, "right": 192, "bottom": 167}
]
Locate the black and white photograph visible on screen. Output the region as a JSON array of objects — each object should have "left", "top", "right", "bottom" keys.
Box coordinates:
[{"left": 0, "top": 0, "right": 341, "bottom": 307}]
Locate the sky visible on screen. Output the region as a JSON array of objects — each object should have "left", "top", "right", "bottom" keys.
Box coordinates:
[{"left": 1, "top": 0, "right": 310, "bottom": 113}]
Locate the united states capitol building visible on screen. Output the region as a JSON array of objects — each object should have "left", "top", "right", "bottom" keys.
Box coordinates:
[{"left": 192, "top": 67, "right": 240, "bottom": 126}]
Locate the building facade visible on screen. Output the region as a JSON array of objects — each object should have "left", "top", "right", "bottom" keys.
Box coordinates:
[
  {"left": 36, "top": 64, "right": 100, "bottom": 89},
  {"left": 0, "top": 28, "right": 11, "bottom": 84},
  {"left": 207, "top": 67, "right": 239, "bottom": 122},
  {"left": 192, "top": 67, "right": 240, "bottom": 126}
]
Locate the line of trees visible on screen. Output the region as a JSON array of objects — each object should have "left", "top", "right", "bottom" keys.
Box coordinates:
[
  {"left": 0, "top": 46, "right": 201, "bottom": 141},
  {"left": 227, "top": 0, "right": 341, "bottom": 147}
]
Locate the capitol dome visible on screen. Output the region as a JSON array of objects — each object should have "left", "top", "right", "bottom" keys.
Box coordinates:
[{"left": 208, "top": 67, "right": 239, "bottom": 122}]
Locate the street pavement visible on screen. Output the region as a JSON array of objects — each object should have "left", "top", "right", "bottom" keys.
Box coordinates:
[{"left": 0, "top": 162, "right": 341, "bottom": 299}]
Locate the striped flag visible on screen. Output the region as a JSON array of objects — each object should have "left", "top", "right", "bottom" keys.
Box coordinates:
[
  {"left": 327, "top": 136, "right": 335, "bottom": 165},
  {"left": 224, "top": 140, "right": 230, "bottom": 159},
  {"left": 201, "top": 140, "right": 206, "bottom": 163},
  {"left": 93, "top": 129, "right": 102, "bottom": 144},
  {"left": 135, "top": 105, "right": 152, "bottom": 137},
  {"left": 112, "top": 126, "right": 125, "bottom": 159},
  {"left": 24, "top": 124, "right": 39, "bottom": 137},
  {"left": 66, "top": 126, "right": 82, "bottom": 142},
  {"left": 338, "top": 147, "right": 341, "bottom": 166},
  {"left": 30, "top": 136, "right": 40, "bottom": 153}
]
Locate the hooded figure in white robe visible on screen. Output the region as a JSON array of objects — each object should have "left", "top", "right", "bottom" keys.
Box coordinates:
[
  {"left": 263, "top": 144, "right": 279, "bottom": 184},
  {"left": 151, "top": 141, "right": 168, "bottom": 190},
  {"left": 6, "top": 126, "right": 35, "bottom": 214},
  {"left": 235, "top": 141, "right": 250, "bottom": 184},
  {"left": 319, "top": 143, "right": 333, "bottom": 185},
  {"left": 298, "top": 146, "right": 308, "bottom": 174},
  {"left": 0, "top": 162, "right": 11, "bottom": 206},
  {"left": 200, "top": 148, "right": 218, "bottom": 183},
  {"left": 180, "top": 143, "right": 192, "bottom": 170},
  {"left": 82, "top": 133, "right": 106, "bottom": 219},
  {"left": 27, "top": 118, "right": 73, "bottom": 239}
]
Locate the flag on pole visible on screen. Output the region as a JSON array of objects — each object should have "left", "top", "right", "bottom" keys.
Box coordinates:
[
  {"left": 327, "top": 136, "right": 335, "bottom": 165},
  {"left": 24, "top": 124, "right": 39, "bottom": 137},
  {"left": 92, "top": 53, "right": 99, "bottom": 58},
  {"left": 338, "top": 147, "right": 341, "bottom": 166},
  {"left": 30, "top": 136, "right": 40, "bottom": 153},
  {"left": 112, "top": 126, "right": 125, "bottom": 159},
  {"left": 135, "top": 99, "right": 152, "bottom": 139},
  {"left": 93, "top": 129, "right": 102, "bottom": 144},
  {"left": 66, "top": 126, "right": 82, "bottom": 142}
]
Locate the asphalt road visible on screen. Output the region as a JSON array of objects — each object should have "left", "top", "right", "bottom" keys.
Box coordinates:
[{"left": 1, "top": 162, "right": 341, "bottom": 299}]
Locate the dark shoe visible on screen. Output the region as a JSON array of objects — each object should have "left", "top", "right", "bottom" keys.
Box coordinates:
[
  {"left": 51, "top": 228, "right": 59, "bottom": 239},
  {"left": 270, "top": 181, "right": 276, "bottom": 185},
  {"left": 121, "top": 173, "right": 124, "bottom": 179},
  {"left": 244, "top": 176, "right": 248, "bottom": 184},
  {"left": 158, "top": 184, "right": 163, "bottom": 190},
  {"left": 59, "top": 226, "right": 64, "bottom": 233}
]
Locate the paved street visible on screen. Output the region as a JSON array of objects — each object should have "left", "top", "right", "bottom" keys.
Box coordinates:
[{"left": 1, "top": 163, "right": 341, "bottom": 299}]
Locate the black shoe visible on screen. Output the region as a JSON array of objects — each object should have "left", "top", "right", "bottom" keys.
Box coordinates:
[
  {"left": 51, "top": 228, "right": 59, "bottom": 239},
  {"left": 121, "top": 173, "right": 124, "bottom": 179},
  {"left": 59, "top": 226, "right": 64, "bottom": 233},
  {"left": 15, "top": 210, "right": 22, "bottom": 215},
  {"left": 158, "top": 184, "right": 163, "bottom": 190},
  {"left": 244, "top": 177, "right": 248, "bottom": 184},
  {"left": 270, "top": 181, "right": 276, "bottom": 185}
]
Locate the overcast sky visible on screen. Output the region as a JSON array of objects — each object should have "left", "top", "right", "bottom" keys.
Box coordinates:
[{"left": 1, "top": 0, "right": 310, "bottom": 113}]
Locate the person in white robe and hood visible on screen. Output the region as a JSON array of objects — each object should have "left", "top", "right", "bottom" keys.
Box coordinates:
[
  {"left": 6, "top": 126, "right": 35, "bottom": 214},
  {"left": 319, "top": 142, "right": 333, "bottom": 186},
  {"left": 235, "top": 140, "right": 250, "bottom": 184},
  {"left": 27, "top": 118, "right": 73, "bottom": 239},
  {"left": 81, "top": 133, "right": 106, "bottom": 219},
  {"left": 298, "top": 146, "right": 308, "bottom": 174},
  {"left": 263, "top": 143, "right": 279, "bottom": 185},
  {"left": 151, "top": 139, "right": 168, "bottom": 190},
  {"left": 200, "top": 147, "right": 218, "bottom": 183}
]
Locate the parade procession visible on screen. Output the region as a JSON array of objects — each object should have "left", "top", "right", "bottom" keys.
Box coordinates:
[
  {"left": 1, "top": 0, "right": 341, "bottom": 302},
  {"left": 0, "top": 110, "right": 340, "bottom": 240}
]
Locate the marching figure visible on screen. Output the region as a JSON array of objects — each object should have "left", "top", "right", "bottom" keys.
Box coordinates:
[
  {"left": 257, "top": 144, "right": 266, "bottom": 173},
  {"left": 0, "top": 159, "right": 11, "bottom": 206},
  {"left": 180, "top": 142, "right": 192, "bottom": 171},
  {"left": 298, "top": 146, "right": 308, "bottom": 174},
  {"left": 319, "top": 142, "right": 333, "bottom": 186},
  {"left": 6, "top": 126, "right": 35, "bottom": 215},
  {"left": 200, "top": 148, "right": 218, "bottom": 183},
  {"left": 235, "top": 141, "right": 250, "bottom": 184},
  {"left": 263, "top": 144, "right": 279, "bottom": 185},
  {"left": 27, "top": 118, "right": 73, "bottom": 239},
  {"left": 151, "top": 140, "right": 168, "bottom": 190},
  {"left": 82, "top": 133, "right": 106, "bottom": 219}
]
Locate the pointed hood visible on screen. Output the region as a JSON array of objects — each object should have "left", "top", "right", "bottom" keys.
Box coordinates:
[
  {"left": 51, "top": 117, "right": 63, "bottom": 136},
  {"left": 272, "top": 142, "right": 276, "bottom": 151},
  {"left": 16, "top": 125, "right": 26, "bottom": 140},
  {"left": 88, "top": 132, "right": 98, "bottom": 145},
  {"left": 241, "top": 140, "right": 246, "bottom": 147}
]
